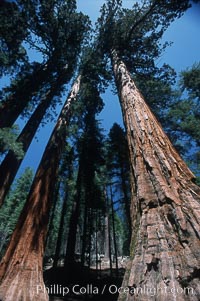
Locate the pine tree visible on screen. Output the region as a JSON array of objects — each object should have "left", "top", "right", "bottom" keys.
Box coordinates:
[
  {"left": 107, "top": 123, "right": 131, "bottom": 249},
  {"left": 65, "top": 83, "right": 105, "bottom": 274}
]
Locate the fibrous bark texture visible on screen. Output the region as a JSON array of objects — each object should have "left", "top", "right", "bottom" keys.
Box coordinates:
[
  {"left": 112, "top": 50, "right": 200, "bottom": 301},
  {"left": 0, "top": 76, "right": 81, "bottom": 301}
]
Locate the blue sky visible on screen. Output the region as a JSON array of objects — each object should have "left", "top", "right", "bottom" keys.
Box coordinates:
[{"left": 1, "top": 1, "right": 200, "bottom": 175}]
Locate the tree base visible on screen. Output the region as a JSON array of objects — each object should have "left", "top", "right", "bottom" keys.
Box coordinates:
[{"left": 0, "top": 268, "right": 49, "bottom": 301}]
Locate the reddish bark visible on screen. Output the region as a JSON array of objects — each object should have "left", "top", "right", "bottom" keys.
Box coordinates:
[
  {"left": 0, "top": 78, "right": 67, "bottom": 207},
  {"left": 0, "top": 76, "right": 81, "bottom": 301},
  {"left": 111, "top": 50, "right": 200, "bottom": 301}
]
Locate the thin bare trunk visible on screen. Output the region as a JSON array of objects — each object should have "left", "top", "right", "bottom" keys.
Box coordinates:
[
  {"left": 95, "top": 210, "right": 98, "bottom": 270},
  {"left": 81, "top": 205, "right": 89, "bottom": 266},
  {"left": 0, "top": 76, "right": 81, "bottom": 301},
  {"left": 110, "top": 185, "right": 118, "bottom": 274},
  {"left": 53, "top": 189, "right": 68, "bottom": 268},
  {"left": 111, "top": 49, "right": 200, "bottom": 301},
  {"left": 65, "top": 161, "right": 83, "bottom": 272},
  {"left": 105, "top": 189, "right": 113, "bottom": 275},
  {"left": 104, "top": 188, "right": 110, "bottom": 261}
]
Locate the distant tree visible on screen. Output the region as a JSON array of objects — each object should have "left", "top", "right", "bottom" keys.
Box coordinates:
[
  {"left": 167, "top": 63, "right": 200, "bottom": 147},
  {"left": 106, "top": 123, "right": 131, "bottom": 250},
  {"left": 65, "top": 63, "right": 106, "bottom": 274},
  {"left": 0, "top": 167, "right": 33, "bottom": 256},
  {"left": 53, "top": 146, "right": 75, "bottom": 268}
]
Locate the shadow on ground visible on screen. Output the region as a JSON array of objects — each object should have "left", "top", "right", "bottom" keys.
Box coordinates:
[{"left": 44, "top": 262, "right": 125, "bottom": 301}]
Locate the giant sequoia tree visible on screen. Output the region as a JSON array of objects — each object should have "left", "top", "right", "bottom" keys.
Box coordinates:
[
  {"left": 112, "top": 50, "right": 200, "bottom": 301},
  {"left": 95, "top": 0, "right": 200, "bottom": 299},
  {"left": 0, "top": 76, "right": 81, "bottom": 301}
]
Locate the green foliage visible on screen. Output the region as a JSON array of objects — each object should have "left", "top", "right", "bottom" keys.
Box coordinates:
[
  {"left": 180, "top": 62, "right": 200, "bottom": 101},
  {"left": 0, "top": 126, "right": 24, "bottom": 159},
  {"left": 168, "top": 99, "right": 200, "bottom": 146},
  {"left": 0, "top": 167, "right": 33, "bottom": 257},
  {"left": 95, "top": 0, "right": 190, "bottom": 76},
  {"left": 113, "top": 212, "right": 129, "bottom": 256},
  {"left": 17, "top": 0, "right": 91, "bottom": 68},
  {"left": 134, "top": 63, "right": 177, "bottom": 120},
  {"left": 0, "top": 0, "right": 91, "bottom": 127},
  {"left": 78, "top": 116, "right": 106, "bottom": 209},
  {"left": 167, "top": 63, "right": 200, "bottom": 146},
  {"left": 107, "top": 123, "right": 130, "bottom": 177},
  {"left": 0, "top": 0, "right": 28, "bottom": 76},
  {"left": 106, "top": 123, "right": 131, "bottom": 251},
  {"left": 162, "top": 63, "right": 200, "bottom": 179}
]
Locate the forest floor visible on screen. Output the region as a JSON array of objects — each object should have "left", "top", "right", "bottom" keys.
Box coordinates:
[{"left": 44, "top": 261, "right": 126, "bottom": 301}]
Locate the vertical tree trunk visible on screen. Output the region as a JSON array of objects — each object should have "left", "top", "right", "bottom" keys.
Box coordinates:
[
  {"left": 87, "top": 208, "right": 92, "bottom": 268},
  {"left": 0, "top": 79, "right": 65, "bottom": 207},
  {"left": 119, "top": 165, "right": 132, "bottom": 245},
  {"left": 81, "top": 204, "right": 89, "bottom": 266},
  {"left": 111, "top": 49, "right": 200, "bottom": 301},
  {"left": 104, "top": 214, "right": 110, "bottom": 260},
  {"left": 0, "top": 76, "right": 81, "bottom": 301},
  {"left": 104, "top": 189, "right": 110, "bottom": 261},
  {"left": 0, "top": 64, "right": 49, "bottom": 129},
  {"left": 64, "top": 161, "right": 83, "bottom": 273},
  {"left": 53, "top": 183, "right": 70, "bottom": 268},
  {"left": 110, "top": 185, "right": 118, "bottom": 274},
  {"left": 95, "top": 210, "right": 99, "bottom": 270},
  {"left": 45, "top": 181, "right": 61, "bottom": 251},
  {"left": 105, "top": 190, "right": 113, "bottom": 274}
]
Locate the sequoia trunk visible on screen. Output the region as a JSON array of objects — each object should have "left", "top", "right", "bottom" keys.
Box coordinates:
[
  {"left": 0, "top": 79, "right": 66, "bottom": 207},
  {"left": 111, "top": 50, "right": 200, "bottom": 301},
  {"left": 0, "top": 76, "right": 81, "bottom": 301}
]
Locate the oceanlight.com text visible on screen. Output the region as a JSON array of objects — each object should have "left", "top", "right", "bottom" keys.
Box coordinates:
[{"left": 36, "top": 284, "right": 196, "bottom": 297}]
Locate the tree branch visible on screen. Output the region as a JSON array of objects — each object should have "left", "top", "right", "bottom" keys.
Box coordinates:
[{"left": 126, "top": 0, "right": 159, "bottom": 43}]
